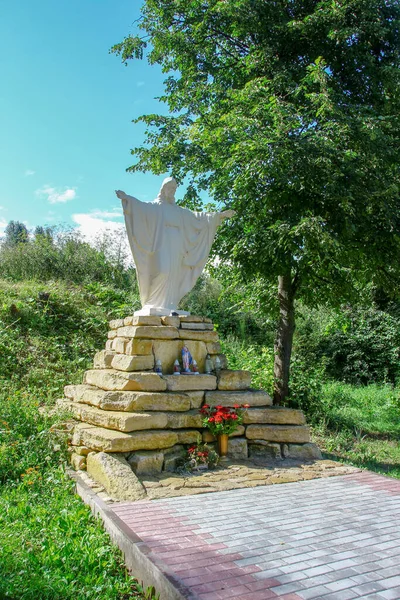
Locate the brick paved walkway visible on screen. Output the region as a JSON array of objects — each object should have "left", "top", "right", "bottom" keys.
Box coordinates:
[{"left": 111, "top": 472, "right": 400, "bottom": 599}]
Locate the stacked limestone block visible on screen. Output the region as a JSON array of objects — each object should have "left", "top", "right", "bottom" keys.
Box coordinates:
[{"left": 59, "top": 314, "right": 320, "bottom": 496}]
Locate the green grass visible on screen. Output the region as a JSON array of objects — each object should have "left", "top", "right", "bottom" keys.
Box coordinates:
[
  {"left": 311, "top": 382, "right": 400, "bottom": 478},
  {"left": 0, "top": 280, "right": 150, "bottom": 599}
]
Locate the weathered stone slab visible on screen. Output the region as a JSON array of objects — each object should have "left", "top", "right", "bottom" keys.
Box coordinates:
[
  {"left": 84, "top": 369, "right": 167, "bottom": 392},
  {"left": 228, "top": 438, "right": 248, "bottom": 460},
  {"left": 117, "top": 326, "right": 179, "bottom": 339},
  {"left": 181, "top": 322, "right": 206, "bottom": 330},
  {"left": 109, "top": 319, "right": 125, "bottom": 330},
  {"left": 108, "top": 330, "right": 117, "bottom": 339},
  {"left": 71, "top": 423, "right": 94, "bottom": 446},
  {"left": 80, "top": 389, "right": 191, "bottom": 412},
  {"left": 93, "top": 350, "right": 115, "bottom": 369},
  {"left": 70, "top": 452, "right": 86, "bottom": 470},
  {"left": 205, "top": 390, "right": 272, "bottom": 407},
  {"left": 105, "top": 340, "right": 114, "bottom": 351},
  {"left": 128, "top": 451, "right": 164, "bottom": 475},
  {"left": 152, "top": 339, "right": 207, "bottom": 374},
  {"left": 284, "top": 443, "right": 322, "bottom": 460},
  {"left": 111, "top": 337, "right": 128, "bottom": 354},
  {"left": 206, "top": 342, "right": 222, "bottom": 354},
  {"left": 125, "top": 339, "right": 153, "bottom": 356},
  {"left": 163, "top": 374, "right": 217, "bottom": 392},
  {"left": 246, "top": 425, "right": 311, "bottom": 444},
  {"left": 57, "top": 400, "right": 168, "bottom": 432},
  {"left": 248, "top": 441, "right": 282, "bottom": 459},
  {"left": 187, "top": 391, "right": 204, "bottom": 409},
  {"left": 64, "top": 384, "right": 94, "bottom": 401},
  {"left": 161, "top": 316, "right": 180, "bottom": 328},
  {"left": 124, "top": 316, "right": 134, "bottom": 326},
  {"left": 72, "top": 445, "right": 90, "bottom": 456},
  {"left": 111, "top": 354, "right": 154, "bottom": 372},
  {"left": 132, "top": 316, "right": 162, "bottom": 326},
  {"left": 243, "top": 408, "right": 306, "bottom": 425},
  {"left": 179, "top": 315, "right": 203, "bottom": 323},
  {"left": 179, "top": 330, "right": 218, "bottom": 342},
  {"left": 218, "top": 370, "right": 252, "bottom": 391},
  {"left": 87, "top": 452, "right": 146, "bottom": 500},
  {"left": 176, "top": 430, "right": 200, "bottom": 445},
  {"left": 166, "top": 410, "right": 203, "bottom": 429},
  {"left": 75, "top": 423, "right": 178, "bottom": 452}
]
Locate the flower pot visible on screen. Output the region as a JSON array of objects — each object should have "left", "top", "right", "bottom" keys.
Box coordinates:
[{"left": 217, "top": 433, "right": 229, "bottom": 457}]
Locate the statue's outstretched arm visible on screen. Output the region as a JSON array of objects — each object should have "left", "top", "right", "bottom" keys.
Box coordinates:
[
  {"left": 115, "top": 190, "right": 141, "bottom": 215},
  {"left": 116, "top": 190, "right": 141, "bottom": 203}
]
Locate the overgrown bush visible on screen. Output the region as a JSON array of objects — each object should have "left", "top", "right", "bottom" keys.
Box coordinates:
[
  {"left": 295, "top": 304, "right": 400, "bottom": 386},
  {"left": 0, "top": 227, "right": 135, "bottom": 289}
]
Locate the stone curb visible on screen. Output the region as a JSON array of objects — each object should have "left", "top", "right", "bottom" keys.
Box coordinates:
[{"left": 68, "top": 469, "right": 198, "bottom": 600}]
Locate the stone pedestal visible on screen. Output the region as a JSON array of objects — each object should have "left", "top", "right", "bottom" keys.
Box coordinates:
[{"left": 61, "top": 314, "right": 321, "bottom": 499}]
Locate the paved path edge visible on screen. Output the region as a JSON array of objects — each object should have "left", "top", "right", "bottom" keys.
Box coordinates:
[{"left": 68, "top": 469, "right": 195, "bottom": 600}]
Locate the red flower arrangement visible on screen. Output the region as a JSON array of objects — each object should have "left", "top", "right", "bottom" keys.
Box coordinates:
[
  {"left": 186, "top": 441, "right": 219, "bottom": 471},
  {"left": 200, "top": 403, "right": 250, "bottom": 436}
]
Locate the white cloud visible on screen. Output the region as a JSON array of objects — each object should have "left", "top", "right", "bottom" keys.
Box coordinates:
[
  {"left": 89, "top": 207, "right": 123, "bottom": 220},
  {"left": 72, "top": 212, "right": 132, "bottom": 266},
  {"left": 36, "top": 185, "right": 77, "bottom": 204},
  {"left": 0, "top": 206, "right": 4, "bottom": 210},
  {"left": 24, "top": 169, "right": 35, "bottom": 177},
  {"left": 72, "top": 213, "right": 124, "bottom": 239}
]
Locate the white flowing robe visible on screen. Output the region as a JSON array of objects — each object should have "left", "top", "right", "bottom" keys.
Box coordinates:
[{"left": 122, "top": 195, "right": 222, "bottom": 312}]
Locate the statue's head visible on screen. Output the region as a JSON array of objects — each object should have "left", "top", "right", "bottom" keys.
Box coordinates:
[{"left": 157, "top": 176, "right": 178, "bottom": 204}]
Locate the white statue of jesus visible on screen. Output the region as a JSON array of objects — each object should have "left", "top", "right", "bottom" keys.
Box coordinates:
[{"left": 116, "top": 177, "right": 234, "bottom": 316}]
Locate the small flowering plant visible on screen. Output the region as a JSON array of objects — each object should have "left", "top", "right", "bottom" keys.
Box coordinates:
[
  {"left": 200, "top": 403, "right": 250, "bottom": 436},
  {"left": 185, "top": 441, "right": 219, "bottom": 471}
]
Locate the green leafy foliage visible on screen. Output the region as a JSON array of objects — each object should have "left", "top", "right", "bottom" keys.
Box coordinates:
[
  {"left": 0, "top": 225, "right": 135, "bottom": 289},
  {"left": 294, "top": 303, "right": 400, "bottom": 385},
  {"left": 113, "top": 0, "right": 400, "bottom": 402}
]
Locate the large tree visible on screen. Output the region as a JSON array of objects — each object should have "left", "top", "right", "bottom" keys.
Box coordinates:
[
  {"left": 3, "top": 221, "right": 29, "bottom": 246},
  {"left": 112, "top": 0, "right": 400, "bottom": 404}
]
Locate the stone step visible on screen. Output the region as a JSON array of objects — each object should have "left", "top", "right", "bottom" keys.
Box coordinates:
[
  {"left": 243, "top": 407, "right": 305, "bottom": 426},
  {"left": 180, "top": 322, "right": 214, "bottom": 331},
  {"left": 246, "top": 424, "right": 311, "bottom": 444},
  {"left": 65, "top": 387, "right": 203, "bottom": 412},
  {"left": 59, "top": 399, "right": 204, "bottom": 432},
  {"left": 84, "top": 369, "right": 167, "bottom": 392},
  {"left": 109, "top": 319, "right": 125, "bottom": 330},
  {"left": 110, "top": 354, "right": 154, "bottom": 372},
  {"left": 73, "top": 423, "right": 179, "bottom": 452},
  {"left": 57, "top": 399, "right": 168, "bottom": 432},
  {"left": 162, "top": 374, "right": 217, "bottom": 392},
  {"left": 205, "top": 390, "right": 272, "bottom": 407},
  {"left": 93, "top": 350, "right": 115, "bottom": 369},
  {"left": 117, "top": 325, "right": 179, "bottom": 339},
  {"left": 64, "top": 384, "right": 95, "bottom": 401},
  {"left": 178, "top": 329, "right": 218, "bottom": 342},
  {"left": 217, "top": 369, "right": 252, "bottom": 391}
]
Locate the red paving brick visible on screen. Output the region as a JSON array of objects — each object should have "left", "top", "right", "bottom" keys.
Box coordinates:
[{"left": 111, "top": 472, "right": 400, "bottom": 599}]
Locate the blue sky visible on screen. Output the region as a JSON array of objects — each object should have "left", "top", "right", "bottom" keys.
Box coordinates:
[{"left": 0, "top": 0, "right": 173, "bottom": 239}]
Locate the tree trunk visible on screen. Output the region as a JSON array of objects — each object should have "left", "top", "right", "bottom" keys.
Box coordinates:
[{"left": 273, "top": 274, "right": 296, "bottom": 405}]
